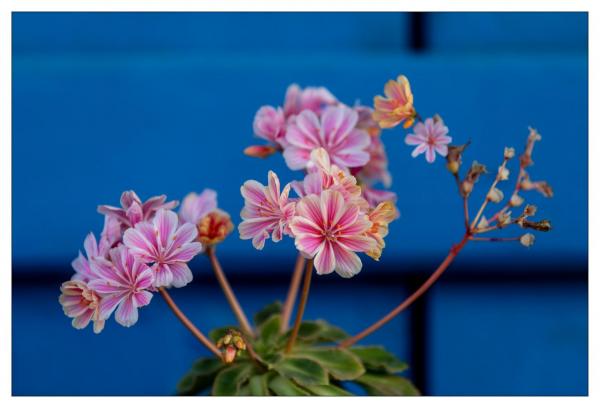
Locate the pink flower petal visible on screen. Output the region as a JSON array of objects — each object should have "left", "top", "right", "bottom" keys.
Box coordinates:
[
  {"left": 425, "top": 146, "right": 436, "bottom": 163},
  {"left": 167, "top": 242, "right": 203, "bottom": 263},
  {"left": 240, "top": 180, "right": 267, "bottom": 206},
  {"left": 123, "top": 222, "right": 158, "bottom": 262},
  {"left": 283, "top": 146, "right": 311, "bottom": 170},
  {"left": 321, "top": 189, "right": 345, "bottom": 227},
  {"left": 115, "top": 296, "right": 138, "bottom": 327},
  {"left": 411, "top": 144, "right": 428, "bottom": 158},
  {"left": 133, "top": 291, "right": 153, "bottom": 307},
  {"left": 169, "top": 263, "right": 194, "bottom": 288},
  {"left": 332, "top": 245, "right": 363, "bottom": 278},
  {"left": 153, "top": 264, "right": 174, "bottom": 288},
  {"left": 314, "top": 241, "right": 335, "bottom": 275},
  {"left": 153, "top": 209, "right": 179, "bottom": 249}
]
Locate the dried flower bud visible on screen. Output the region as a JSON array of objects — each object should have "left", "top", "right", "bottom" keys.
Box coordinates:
[
  {"left": 523, "top": 204, "right": 537, "bottom": 217},
  {"left": 519, "top": 219, "right": 552, "bottom": 232},
  {"left": 504, "top": 147, "right": 515, "bottom": 159},
  {"left": 244, "top": 145, "right": 277, "bottom": 159},
  {"left": 446, "top": 142, "right": 470, "bottom": 175},
  {"left": 198, "top": 209, "right": 234, "bottom": 246},
  {"left": 447, "top": 160, "right": 460, "bottom": 175},
  {"left": 509, "top": 194, "right": 524, "bottom": 207},
  {"left": 535, "top": 181, "right": 554, "bottom": 198},
  {"left": 498, "top": 167, "right": 510, "bottom": 181},
  {"left": 520, "top": 233, "right": 535, "bottom": 247},
  {"left": 477, "top": 216, "right": 489, "bottom": 229},
  {"left": 223, "top": 345, "right": 237, "bottom": 364},
  {"left": 497, "top": 211, "right": 512, "bottom": 228},
  {"left": 461, "top": 161, "right": 487, "bottom": 197},
  {"left": 461, "top": 180, "right": 474, "bottom": 197},
  {"left": 487, "top": 187, "right": 504, "bottom": 203},
  {"left": 433, "top": 114, "right": 444, "bottom": 124}
]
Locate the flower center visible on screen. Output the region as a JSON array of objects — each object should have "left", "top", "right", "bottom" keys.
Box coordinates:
[{"left": 323, "top": 227, "right": 337, "bottom": 242}]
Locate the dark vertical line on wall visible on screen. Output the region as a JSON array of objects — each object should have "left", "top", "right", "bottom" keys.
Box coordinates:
[
  {"left": 409, "top": 281, "right": 429, "bottom": 395},
  {"left": 409, "top": 12, "right": 427, "bottom": 52}
]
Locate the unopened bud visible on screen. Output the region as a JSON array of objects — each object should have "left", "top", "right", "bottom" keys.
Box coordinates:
[
  {"left": 243, "top": 145, "right": 277, "bottom": 159},
  {"left": 498, "top": 167, "right": 510, "bottom": 181},
  {"left": 461, "top": 180, "right": 474, "bottom": 197},
  {"left": 477, "top": 216, "right": 489, "bottom": 229},
  {"left": 222, "top": 334, "right": 232, "bottom": 345},
  {"left": 520, "top": 177, "right": 534, "bottom": 191},
  {"left": 504, "top": 147, "right": 515, "bottom": 159},
  {"left": 487, "top": 187, "right": 504, "bottom": 203},
  {"left": 447, "top": 160, "right": 460, "bottom": 175},
  {"left": 198, "top": 209, "right": 234, "bottom": 246},
  {"left": 520, "top": 233, "right": 535, "bottom": 248},
  {"left": 223, "top": 345, "right": 237, "bottom": 364},
  {"left": 510, "top": 194, "right": 524, "bottom": 207}
]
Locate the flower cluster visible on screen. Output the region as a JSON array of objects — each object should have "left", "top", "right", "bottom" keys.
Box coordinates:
[
  {"left": 60, "top": 190, "right": 233, "bottom": 333},
  {"left": 245, "top": 83, "right": 398, "bottom": 206},
  {"left": 239, "top": 148, "right": 398, "bottom": 278}
]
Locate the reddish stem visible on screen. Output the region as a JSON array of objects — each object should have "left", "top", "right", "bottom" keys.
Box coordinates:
[{"left": 280, "top": 254, "right": 306, "bottom": 333}]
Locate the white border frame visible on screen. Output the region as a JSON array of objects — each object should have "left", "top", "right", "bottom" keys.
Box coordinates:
[{"left": 1, "top": 1, "right": 595, "bottom": 407}]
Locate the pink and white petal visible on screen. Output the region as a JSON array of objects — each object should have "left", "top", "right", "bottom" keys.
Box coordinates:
[
  {"left": 126, "top": 201, "right": 143, "bottom": 226},
  {"left": 90, "top": 258, "right": 126, "bottom": 284},
  {"left": 314, "top": 241, "right": 336, "bottom": 275},
  {"left": 283, "top": 146, "right": 311, "bottom": 170},
  {"left": 72, "top": 309, "right": 94, "bottom": 329},
  {"left": 295, "top": 194, "right": 323, "bottom": 226},
  {"left": 97, "top": 205, "right": 129, "bottom": 226},
  {"left": 338, "top": 235, "right": 377, "bottom": 253},
  {"left": 332, "top": 245, "right": 363, "bottom": 278},
  {"left": 302, "top": 172, "right": 324, "bottom": 196},
  {"left": 434, "top": 143, "right": 448, "bottom": 157},
  {"left": 239, "top": 218, "right": 277, "bottom": 240},
  {"left": 435, "top": 135, "right": 452, "bottom": 145},
  {"left": 373, "top": 96, "right": 396, "bottom": 112},
  {"left": 322, "top": 106, "right": 358, "bottom": 146},
  {"left": 153, "top": 263, "right": 174, "bottom": 288},
  {"left": 286, "top": 123, "right": 319, "bottom": 150},
  {"left": 87, "top": 279, "right": 128, "bottom": 296},
  {"left": 336, "top": 129, "right": 370, "bottom": 153},
  {"left": 134, "top": 266, "right": 155, "bottom": 289},
  {"left": 240, "top": 180, "right": 267, "bottom": 206},
  {"left": 83, "top": 233, "right": 99, "bottom": 258},
  {"left": 92, "top": 319, "right": 105, "bottom": 334},
  {"left": 289, "top": 216, "right": 322, "bottom": 237},
  {"left": 266, "top": 171, "right": 281, "bottom": 204},
  {"left": 425, "top": 146, "right": 436, "bottom": 163},
  {"left": 338, "top": 215, "right": 372, "bottom": 237},
  {"left": 334, "top": 205, "right": 360, "bottom": 232},
  {"left": 98, "top": 294, "right": 124, "bottom": 320},
  {"left": 331, "top": 150, "right": 370, "bottom": 169},
  {"left": 167, "top": 242, "right": 203, "bottom": 263},
  {"left": 252, "top": 230, "right": 270, "bottom": 250},
  {"left": 115, "top": 296, "right": 138, "bottom": 327},
  {"left": 405, "top": 134, "right": 426, "bottom": 146},
  {"left": 411, "top": 144, "right": 428, "bottom": 158},
  {"left": 123, "top": 223, "right": 158, "bottom": 261},
  {"left": 321, "top": 190, "right": 345, "bottom": 227},
  {"left": 170, "top": 222, "right": 198, "bottom": 251},
  {"left": 294, "top": 110, "right": 321, "bottom": 145},
  {"left": 294, "top": 234, "right": 324, "bottom": 257},
  {"left": 153, "top": 209, "right": 179, "bottom": 249},
  {"left": 133, "top": 290, "right": 153, "bottom": 307},
  {"left": 169, "top": 263, "right": 194, "bottom": 288}
]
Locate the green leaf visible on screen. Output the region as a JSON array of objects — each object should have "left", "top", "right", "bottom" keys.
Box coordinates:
[
  {"left": 254, "top": 301, "right": 282, "bottom": 327},
  {"left": 314, "top": 320, "right": 349, "bottom": 342},
  {"left": 259, "top": 314, "right": 281, "bottom": 345},
  {"left": 273, "top": 357, "right": 329, "bottom": 386},
  {"left": 268, "top": 374, "right": 311, "bottom": 396},
  {"left": 248, "top": 373, "right": 271, "bottom": 396},
  {"left": 350, "top": 346, "right": 408, "bottom": 374},
  {"left": 292, "top": 347, "right": 365, "bottom": 381},
  {"left": 279, "top": 320, "right": 349, "bottom": 347},
  {"left": 304, "top": 384, "right": 353, "bottom": 396},
  {"left": 355, "top": 373, "right": 420, "bottom": 396},
  {"left": 237, "top": 384, "right": 251, "bottom": 396},
  {"left": 212, "top": 362, "right": 254, "bottom": 396},
  {"left": 176, "top": 357, "right": 224, "bottom": 395}
]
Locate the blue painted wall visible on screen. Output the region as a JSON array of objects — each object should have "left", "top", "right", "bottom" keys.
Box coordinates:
[{"left": 12, "top": 12, "right": 587, "bottom": 396}]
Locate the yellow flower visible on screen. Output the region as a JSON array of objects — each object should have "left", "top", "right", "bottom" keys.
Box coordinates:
[
  {"left": 198, "top": 209, "right": 234, "bottom": 246},
  {"left": 365, "top": 201, "right": 398, "bottom": 261},
  {"left": 372, "top": 75, "right": 416, "bottom": 129}
]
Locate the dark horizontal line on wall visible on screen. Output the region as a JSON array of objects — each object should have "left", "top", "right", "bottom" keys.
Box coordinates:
[{"left": 13, "top": 261, "right": 587, "bottom": 288}]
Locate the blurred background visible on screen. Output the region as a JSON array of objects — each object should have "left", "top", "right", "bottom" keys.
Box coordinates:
[{"left": 12, "top": 12, "right": 588, "bottom": 396}]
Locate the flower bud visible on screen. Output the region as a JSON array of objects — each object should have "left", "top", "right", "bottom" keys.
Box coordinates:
[
  {"left": 243, "top": 145, "right": 277, "bottom": 159},
  {"left": 222, "top": 333, "right": 232, "bottom": 345},
  {"left": 497, "top": 212, "right": 512, "bottom": 228},
  {"left": 487, "top": 187, "right": 504, "bottom": 203},
  {"left": 461, "top": 180, "right": 474, "bottom": 197},
  {"left": 198, "top": 209, "right": 234, "bottom": 246},
  {"left": 447, "top": 160, "right": 460, "bottom": 175},
  {"left": 498, "top": 167, "right": 510, "bottom": 181},
  {"left": 504, "top": 147, "right": 515, "bottom": 159},
  {"left": 477, "top": 216, "right": 489, "bottom": 229},
  {"left": 223, "top": 345, "right": 237, "bottom": 364},
  {"left": 509, "top": 194, "right": 524, "bottom": 207},
  {"left": 520, "top": 233, "right": 535, "bottom": 247}
]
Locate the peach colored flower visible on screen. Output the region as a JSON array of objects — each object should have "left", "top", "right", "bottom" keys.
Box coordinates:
[
  {"left": 198, "top": 209, "right": 234, "bottom": 246},
  {"left": 59, "top": 280, "right": 105, "bottom": 334},
  {"left": 365, "top": 201, "right": 398, "bottom": 261},
  {"left": 373, "top": 75, "right": 416, "bottom": 129}
]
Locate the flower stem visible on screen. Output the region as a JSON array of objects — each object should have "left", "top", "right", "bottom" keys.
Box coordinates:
[
  {"left": 158, "top": 287, "right": 221, "bottom": 358},
  {"left": 280, "top": 253, "right": 306, "bottom": 333},
  {"left": 285, "top": 258, "right": 314, "bottom": 353},
  {"left": 470, "top": 158, "right": 508, "bottom": 230},
  {"left": 469, "top": 236, "right": 520, "bottom": 242},
  {"left": 206, "top": 246, "right": 254, "bottom": 337},
  {"left": 339, "top": 233, "right": 470, "bottom": 349}
]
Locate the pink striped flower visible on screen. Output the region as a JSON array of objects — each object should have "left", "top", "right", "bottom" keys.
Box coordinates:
[
  {"left": 59, "top": 280, "right": 105, "bottom": 334},
  {"left": 71, "top": 216, "right": 121, "bottom": 282},
  {"left": 252, "top": 106, "right": 287, "bottom": 148},
  {"left": 88, "top": 246, "right": 154, "bottom": 328},
  {"left": 239, "top": 171, "right": 296, "bottom": 250},
  {"left": 289, "top": 190, "right": 376, "bottom": 278},
  {"left": 123, "top": 209, "right": 203, "bottom": 288},
  {"left": 405, "top": 117, "right": 452, "bottom": 163},
  {"left": 98, "top": 190, "right": 178, "bottom": 229},
  {"left": 283, "top": 105, "right": 371, "bottom": 171},
  {"left": 179, "top": 189, "right": 218, "bottom": 225}
]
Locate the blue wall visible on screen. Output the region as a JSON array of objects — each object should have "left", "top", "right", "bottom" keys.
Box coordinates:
[{"left": 12, "top": 12, "right": 587, "bottom": 396}]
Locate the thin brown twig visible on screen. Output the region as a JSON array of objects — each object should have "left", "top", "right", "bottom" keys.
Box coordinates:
[
  {"left": 470, "top": 158, "right": 509, "bottom": 230},
  {"left": 469, "top": 236, "right": 520, "bottom": 242},
  {"left": 285, "top": 259, "right": 314, "bottom": 353},
  {"left": 339, "top": 233, "right": 471, "bottom": 349},
  {"left": 206, "top": 246, "right": 254, "bottom": 336},
  {"left": 159, "top": 287, "right": 221, "bottom": 358},
  {"left": 280, "top": 253, "right": 306, "bottom": 333}
]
